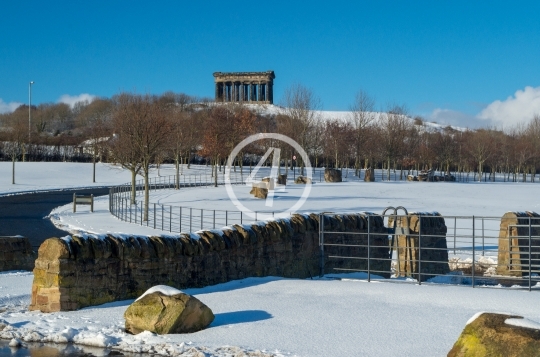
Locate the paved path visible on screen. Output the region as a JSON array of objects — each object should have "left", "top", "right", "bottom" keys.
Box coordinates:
[{"left": 0, "top": 187, "right": 110, "bottom": 248}]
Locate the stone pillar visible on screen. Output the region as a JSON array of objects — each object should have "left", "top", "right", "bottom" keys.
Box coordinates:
[
  {"left": 268, "top": 82, "right": 273, "bottom": 104},
  {"left": 239, "top": 83, "right": 243, "bottom": 102}
]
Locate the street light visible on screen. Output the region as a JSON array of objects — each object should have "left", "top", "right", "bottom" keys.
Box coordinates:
[{"left": 28, "top": 81, "right": 34, "bottom": 143}]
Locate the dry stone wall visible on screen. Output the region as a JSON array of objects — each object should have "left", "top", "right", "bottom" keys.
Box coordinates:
[
  {"left": 0, "top": 236, "right": 35, "bottom": 271},
  {"left": 30, "top": 213, "right": 390, "bottom": 312},
  {"left": 497, "top": 211, "right": 540, "bottom": 277}
]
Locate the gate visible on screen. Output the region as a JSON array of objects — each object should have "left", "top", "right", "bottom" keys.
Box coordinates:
[{"left": 318, "top": 211, "right": 540, "bottom": 291}]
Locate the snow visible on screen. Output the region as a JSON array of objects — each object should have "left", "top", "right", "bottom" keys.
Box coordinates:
[
  {"left": 505, "top": 317, "right": 540, "bottom": 330},
  {"left": 466, "top": 311, "right": 486, "bottom": 325},
  {"left": 135, "top": 285, "right": 184, "bottom": 301},
  {"left": 2, "top": 162, "right": 540, "bottom": 356},
  {"left": 1, "top": 272, "right": 540, "bottom": 356},
  {"left": 0, "top": 161, "right": 208, "bottom": 196}
]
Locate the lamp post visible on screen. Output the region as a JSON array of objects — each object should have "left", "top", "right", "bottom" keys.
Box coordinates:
[{"left": 28, "top": 81, "right": 34, "bottom": 143}]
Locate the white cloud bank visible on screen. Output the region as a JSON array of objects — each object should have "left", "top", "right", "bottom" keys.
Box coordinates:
[
  {"left": 0, "top": 99, "right": 23, "bottom": 114},
  {"left": 476, "top": 86, "right": 540, "bottom": 127},
  {"left": 428, "top": 86, "right": 540, "bottom": 129},
  {"left": 57, "top": 93, "right": 96, "bottom": 108}
]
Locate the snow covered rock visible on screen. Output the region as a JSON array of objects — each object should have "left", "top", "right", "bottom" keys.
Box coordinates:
[
  {"left": 324, "top": 168, "right": 342, "bottom": 182},
  {"left": 8, "top": 338, "right": 22, "bottom": 347},
  {"left": 294, "top": 175, "right": 312, "bottom": 184},
  {"left": 124, "top": 287, "right": 214, "bottom": 335},
  {"left": 448, "top": 312, "right": 540, "bottom": 357},
  {"left": 250, "top": 185, "right": 268, "bottom": 199}
]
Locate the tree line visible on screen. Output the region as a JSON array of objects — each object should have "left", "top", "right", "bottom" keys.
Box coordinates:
[{"left": 2, "top": 86, "right": 540, "bottom": 189}]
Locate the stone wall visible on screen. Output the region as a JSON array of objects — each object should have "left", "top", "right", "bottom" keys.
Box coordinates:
[
  {"left": 497, "top": 211, "right": 540, "bottom": 277},
  {"left": 0, "top": 236, "right": 35, "bottom": 271},
  {"left": 30, "top": 213, "right": 390, "bottom": 312},
  {"left": 390, "top": 212, "right": 449, "bottom": 282}
]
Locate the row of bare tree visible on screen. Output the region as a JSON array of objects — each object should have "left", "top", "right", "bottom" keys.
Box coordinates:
[{"left": 2, "top": 87, "right": 540, "bottom": 200}]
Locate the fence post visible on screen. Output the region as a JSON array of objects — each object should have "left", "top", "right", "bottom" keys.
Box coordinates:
[
  {"left": 418, "top": 216, "right": 422, "bottom": 285},
  {"left": 226, "top": 211, "right": 228, "bottom": 226},
  {"left": 319, "top": 213, "right": 324, "bottom": 278},
  {"left": 529, "top": 216, "right": 532, "bottom": 291},
  {"left": 241, "top": 211, "right": 243, "bottom": 225},
  {"left": 482, "top": 217, "right": 485, "bottom": 257},
  {"left": 453, "top": 217, "right": 457, "bottom": 255},
  {"left": 472, "top": 216, "right": 475, "bottom": 288},
  {"left": 367, "top": 214, "right": 371, "bottom": 282},
  {"left": 213, "top": 210, "right": 216, "bottom": 229},
  {"left": 153, "top": 203, "right": 156, "bottom": 229}
]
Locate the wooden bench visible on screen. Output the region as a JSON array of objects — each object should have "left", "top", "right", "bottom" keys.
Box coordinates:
[{"left": 73, "top": 193, "right": 94, "bottom": 213}]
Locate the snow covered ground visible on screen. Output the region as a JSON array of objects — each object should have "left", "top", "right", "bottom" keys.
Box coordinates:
[
  {"left": 2, "top": 162, "right": 540, "bottom": 356},
  {"left": 0, "top": 162, "right": 209, "bottom": 196}
]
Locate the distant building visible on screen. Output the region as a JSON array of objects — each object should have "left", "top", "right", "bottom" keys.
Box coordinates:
[{"left": 213, "top": 71, "right": 275, "bottom": 104}]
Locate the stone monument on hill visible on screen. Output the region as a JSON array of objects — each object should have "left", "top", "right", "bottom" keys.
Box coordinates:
[{"left": 213, "top": 71, "right": 275, "bottom": 104}]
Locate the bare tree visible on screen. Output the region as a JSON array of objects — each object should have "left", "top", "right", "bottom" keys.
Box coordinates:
[
  {"left": 280, "top": 84, "right": 322, "bottom": 174},
  {"left": 378, "top": 105, "right": 412, "bottom": 180},
  {"left": 5, "top": 109, "right": 28, "bottom": 184},
  {"left": 349, "top": 90, "right": 376, "bottom": 174},
  {"left": 77, "top": 99, "right": 113, "bottom": 182},
  {"left": 466, "top": 129, "right": 497, "bottom": 181},
  {"left": 110, "top": 93, "right": 171, "bottom": 220}
]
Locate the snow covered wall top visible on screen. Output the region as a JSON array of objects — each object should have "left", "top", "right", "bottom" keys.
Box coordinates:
[{"left": 29, "top": 213, "right": 390, "bottom": 312}]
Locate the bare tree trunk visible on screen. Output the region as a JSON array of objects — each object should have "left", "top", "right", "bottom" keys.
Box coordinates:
[
  {"left": 130, "top": 170, "right": 137, "bottom": 204},
  {"left": 12, "top": 157, "right": 15, "bottom": 184},
  {"left": 92, "top": 155, "right": 96, "bottom": 183},
  {"left": 175, "top": 156, "right": 180, "bottom": 190},
  {"left": 214, "top": 157, "right": 218, "bottom": 187},
  {"left": 143, "top": 169, "right": 150, "bottom": 221}
]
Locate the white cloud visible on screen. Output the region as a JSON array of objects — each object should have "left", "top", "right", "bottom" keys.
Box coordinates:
[
  {"left": 0, "top": 99, "right": 23, "bottom": 114},
  {"left": 57, "top": 93, "right": 96, "bottom": 108},
  {"left": 477, "top": 86, "right": 540, "bottom": 127}
]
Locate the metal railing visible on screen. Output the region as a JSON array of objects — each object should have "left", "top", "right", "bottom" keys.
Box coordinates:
[
  {"left": 108, "top": 166, "right": 351, "bottom": 232},
  {"left": 319, "top": 212, "right": 540, "bottom": 291}
]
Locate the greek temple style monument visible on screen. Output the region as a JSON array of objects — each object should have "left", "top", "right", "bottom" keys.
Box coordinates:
[{"left": 213, "top": 71, "right": 275, "bottom": 104}]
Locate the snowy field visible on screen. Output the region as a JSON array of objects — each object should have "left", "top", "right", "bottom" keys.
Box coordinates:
[
  {"left": 0, "top": 162, "right": 209, "bottom": 196},
  {"left": 2, "top": 162, "right": 540, "bottom": 356}
]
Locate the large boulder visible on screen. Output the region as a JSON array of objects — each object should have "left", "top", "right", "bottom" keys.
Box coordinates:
[
  {"left": 124, "top": 286, "right": 214, "bottom": 334},
  {"left": 448, "top": 312, "right": 540, "bottom": 357},
  {"left": 324, "top": 168, "right": 342, "bottom": 182},
  {"left": 250, "top": 185, "right": 268, "bottom": 199},
  {"left": 295, "top": 175, "right": 312, "bottom": 184}
]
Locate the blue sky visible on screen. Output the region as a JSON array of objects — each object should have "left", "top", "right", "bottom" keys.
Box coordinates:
[{"left": 1, "top": 1, "right": 540, "bottom": 128}]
